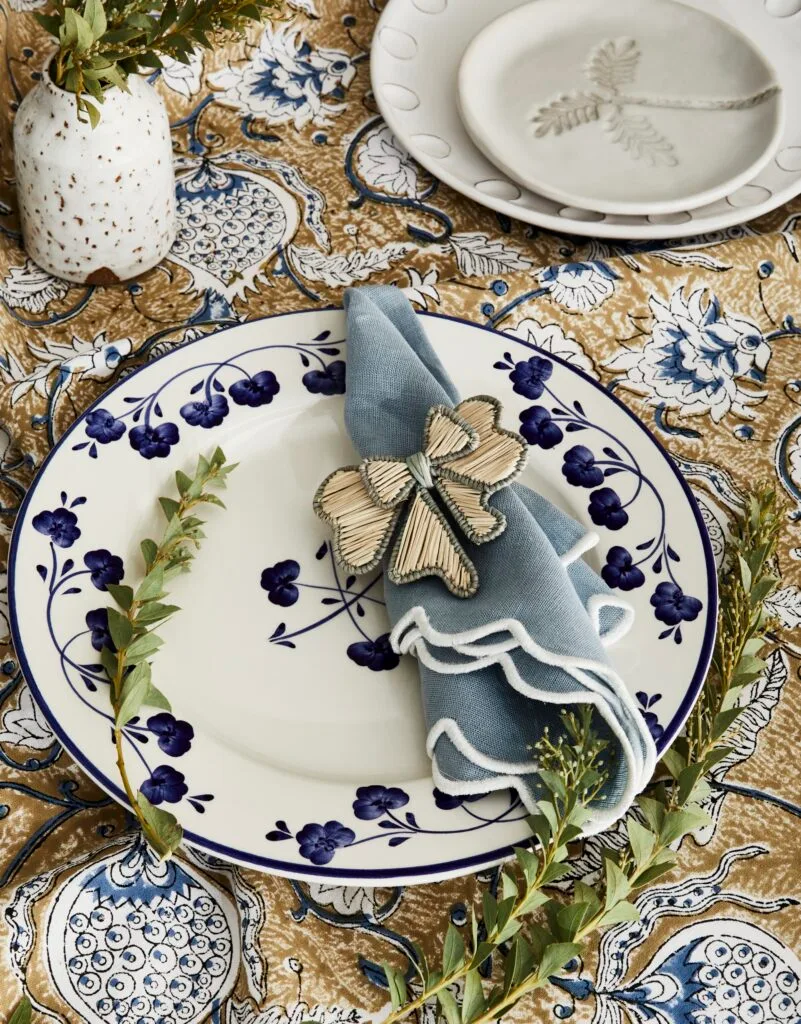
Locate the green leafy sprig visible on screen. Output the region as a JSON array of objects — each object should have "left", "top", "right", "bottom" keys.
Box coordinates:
[
  {"left": 379, "top": 485, "right": 782, "bottom": 1024},
  {"left": 34, "top": 0, "right": 281, "bottom": 125},
  {"left": 102, "top": 447, "right": 236, "bottom": 858}
]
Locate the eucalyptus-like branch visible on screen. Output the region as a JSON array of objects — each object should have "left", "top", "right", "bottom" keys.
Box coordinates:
[
  {"left": 101, "top": 447, "right": 236, "bottom": 857},
  {"left": 378, "top": 484, "right": 783, "bottom": 1024}
]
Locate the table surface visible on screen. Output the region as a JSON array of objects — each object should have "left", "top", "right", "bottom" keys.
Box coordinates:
[{"left": 0, "top": 3, "right": 799, "bottom": 1022}]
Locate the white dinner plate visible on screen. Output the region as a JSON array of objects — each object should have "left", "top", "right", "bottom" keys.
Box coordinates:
[
  {"left": 458, "top": 0, "right": 783, "bottom": 215},
  {"left": 9, "top": 310, "right": 716, "bottom": 884}
]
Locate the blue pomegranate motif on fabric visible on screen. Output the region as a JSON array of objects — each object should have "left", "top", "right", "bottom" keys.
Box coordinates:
[
  {"left": 587, "top": 920, "right": 801, "bottom": 1024},
  {"left": 46, "top": 838, "right": 239, "bottom": 1024}
]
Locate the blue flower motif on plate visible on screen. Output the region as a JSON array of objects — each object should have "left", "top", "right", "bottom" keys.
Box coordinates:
[
  {"left": 561, "top": 445, "right": 604, "bottom": 487},
  {"left": 509, "top": 355, "right": 553, "bottom": 399},
  {"left": 296, "top": 821, "right": 356, "bottom": 865},
  {"left": 85, "top": 408, "right": 125, "bottom": 443},
  {"left": 519, "top": 405, "right": 563, "bottom": 449},
  {"left": 302, "top": 359, "right": 346, "bottom": 395},
  {"left": 140, "top": 764, "right": 189, "bottom": 805},
  {"left": 129, "top": 422, "right": 180, "bottom": 459},
  {"left": 86, "top": 608, "right": 114, "bottom": 652},
  {"left": 588, "top": 486, "right": 629, "bottom": 530},
  {"left": 83, "top": 548, "right": 124, "bottom": 590},
  {"left": 353, "top": 784, "right": 409, "bottom": 820},
  {"left": 651, "top": 582, "right": 703, "bottom": 626},
  {"left": 601, "top": 546, "right": 645, "bottom": 591},
  {"left": 230, "top": 370, "right": 280, "bottom": 407},
  {"left": 636, "top": 690, "right": 664, "bottom": 743},
  {"left": 147, "top": 712, "right": 195, "bottom": 757},
  {"left": 347, "top": 633, "right": 400, "bottom": 672},
  {"left": 180, "top": 393, "right": 230, "bottom": 428},
  {"left": 32, "top": 507, "right": 81, "bottom": 548},
  {"left": 261, "top": 559, "right": 300, "bottom": 606}
]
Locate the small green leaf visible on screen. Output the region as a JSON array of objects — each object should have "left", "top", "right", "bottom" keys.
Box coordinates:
[
  {"left": 136, "top": 602, "right": 180, "bottom": 625},
  {"left": 738, "top": 554, "right": 752, "bottom": 593},
  {"left": 517, "top": 888, "right": 549, "bottom": 916},
  {"left": 135, "top": 566, "right": 165, "bottom": 603},
  {"left": 107, "top": 607, "right": 133, "bottom": 650},
  {"left": 677, "top": 763, "right": 707, "bottom": 805},
  {"left": 35, "top": 12, "right": 62, "bottom": 36},
  {"left": 175, "top": 469, "right": 192, "bottom": 495},
  {"left": 660, "top": 747, "right": 686, "bottom": 780},
  {"left": 437, "top": 989, "right": 461, "bottom": 1024},
  {"left": 540, "top": 861, "right": 572, "bottom": 885},
  {"left": 515, "top": 846, "right": 539, "bottom": 886},
  {"left": 626, "top": 817, "right": 656, "bottom": 868},
  {"left": 442, "top": 923, "right": 465, "bottom": 977},
  {"left": 536, "top": 800, "right": 559, "bottom": 835},
  {"left": 555, "top": 902, "right": 592, "bottom": 941},
  {"left": 410, "top": 942, "right": 429, "bottom": 984},
  {"left": 482, "top": 891, "right": 498, "bottom": 935},
  {"left": 538, "top": 769, "right": 567, "bottom": 799},
  {"left": 116, "top": 661, "right": 150, "bottom": 726},
  {"left": 106, "top": 583, "right": 134, "bottom": 610},
  {"left": 711, "top": 706, "right": 744, "bottom": 740},
  {"left": 84, "top": 0, "right": 107, "bottom": 39},
  {"left": 598, "top": 900, "right": 640, "bottom": 927},
  {"left": 84, "top": 100, "right": 102, "bottom": 129},
  {"left": 500, "top": 871, "right": 518, "bottom": 901},
  {"left": 537, "top": 942, "right": 581, "bottom": 982},
  {"left": 574, "top": 881, "right": 601, "bottom": 915},
  {"left": 461, "top": 968, "right": 486, "bottom": 1024},
  {"left": 658, "top": 807, "right": 711, "bottom": 846},
  {"left": 145, "top": 681, "right": 171, "bottom": 712},
  {"left": 9, "top": 996, "right": 32, "bottom": 1024},
  {"left": 125, "top": 632, "right": 164, "bottom": 662},
  {"left": 136, "top": 791, "right": 182, "bottom": 858},
  {"left": 637, "top": 795, "right": 666, "bottom": 833},
  {"left": 527, "top": 812, "right": 552, "bottom": 850},
  {"left": 631, "top": 860, "right": 675, "bottom": 888},
  {"left": 140, "top": 538, "right": 158, "bottom": 567},
  {"left": 100, "top": 646, "right": 119, "bottom": 680},
  {"left": 382, "top": 963, "right": 406, "bottom": 1010},
  {"left": 604, "top": 858, "right": 631, "bottom": 910},
  {"left": 159, "top": 496, "right": 181, "bottom": 521},
  {"left": 504, "top": 935, "right": 534, "bottom": 994}
]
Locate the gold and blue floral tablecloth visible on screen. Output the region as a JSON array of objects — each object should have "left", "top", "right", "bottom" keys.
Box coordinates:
[{"left": 0, "top": 2, "right": 800, "bottom": 1022}]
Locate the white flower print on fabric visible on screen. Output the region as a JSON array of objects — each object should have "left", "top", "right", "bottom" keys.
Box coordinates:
[
  {"left": 0, "top": 259, "right": 69, "bottom": 313},
  {"left": 356, "top": 124, "right": 424, "bottom": 198},
  {"left": 2, "top": 332, "right": 133, "bottom": 405},
  {"left": 447, "top": 233, "right": 532, "bottom": 277},
  {"left": 402, "top": 266, "right": 440, "bottom": 309},
  {"left": 0, "top": 683, "right": 56, "bottom": 750},
  {"left": 538, "top": 260, "right": 618, "bottom": 311},
  {"left": 209, "top": 24, "right": 357, "bottom": 129},
  {"left": 160, "top": 50, "right": 204, "bottom": 99},
  {"left": 505, "top": 317, "right": 598, "bottom": 379},
  {"left": 605, "top": 286, "right": 770, "bottom": 423}
]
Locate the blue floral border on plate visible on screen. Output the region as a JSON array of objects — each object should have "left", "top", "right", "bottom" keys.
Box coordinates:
[{"left": 8, "top": 309, "right": 717, "bottom": 881}]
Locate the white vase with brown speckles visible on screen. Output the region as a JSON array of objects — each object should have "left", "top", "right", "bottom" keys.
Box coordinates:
[{"left": 13, "top": 73, "right": 176, "bottom": 285}]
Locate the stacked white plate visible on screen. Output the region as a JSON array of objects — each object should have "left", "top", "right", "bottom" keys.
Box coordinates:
[{"left": 371, "top": 0, "right": 801, "bottom": 239}]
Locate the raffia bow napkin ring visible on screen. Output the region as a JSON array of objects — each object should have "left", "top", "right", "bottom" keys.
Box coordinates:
[{"left": 314, "top": 395, "right": 528, "bottom": 598}]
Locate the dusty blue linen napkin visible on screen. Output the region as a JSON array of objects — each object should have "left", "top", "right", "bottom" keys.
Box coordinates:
[{"left": 342, "top": 286, "right": 655, "bottom": 829}]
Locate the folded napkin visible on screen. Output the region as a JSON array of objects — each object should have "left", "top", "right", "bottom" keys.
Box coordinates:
[{"left": 342, "top": 286, "right": 656, "bottom": 830}]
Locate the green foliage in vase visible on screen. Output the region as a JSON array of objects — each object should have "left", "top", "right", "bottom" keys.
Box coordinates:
[
  {"left": 102, "top": 446, "right": 236, "bottom": 858},
  {"left": 32, "top": 0, "right": 282, "bottom": 126},
  {"left": 375, "top": 485, "right": 783, "bottom": 1024}
]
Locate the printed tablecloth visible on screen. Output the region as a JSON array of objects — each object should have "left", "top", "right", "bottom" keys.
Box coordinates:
[{"left": 0, "top": 3, "right": 799, "bottom": 1023}]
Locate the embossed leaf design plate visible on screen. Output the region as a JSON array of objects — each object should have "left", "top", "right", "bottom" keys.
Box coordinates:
[
  {"left": 458, "top": 0, "right": 783, "bottom": 215},
  {"left": 372, "top": 0, "right": 801, "bottom": 238},
  {"left": 9, "top": 311, "right": 715, "bottom": 884}
]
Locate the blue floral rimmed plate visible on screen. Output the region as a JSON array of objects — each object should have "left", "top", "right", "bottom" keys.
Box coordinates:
[{"left": 9, "top": 310, "right": 716, "bottom": 884}]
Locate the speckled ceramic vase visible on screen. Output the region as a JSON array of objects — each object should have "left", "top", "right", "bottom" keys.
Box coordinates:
[{"left": 13, "top": 73, "right": 176, "bottom": 285}]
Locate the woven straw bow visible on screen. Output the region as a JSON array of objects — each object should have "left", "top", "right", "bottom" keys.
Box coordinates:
[{"left": 314, "top": 396, "right": 528, "bottom": 598}]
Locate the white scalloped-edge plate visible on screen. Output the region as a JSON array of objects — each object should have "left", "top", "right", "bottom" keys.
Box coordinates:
[
  {"left": 10, "top": 310, "right": 715, "bottom": 884},
  {"left": 372, "top": 0, "right": 801, "bottom": 239}
]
